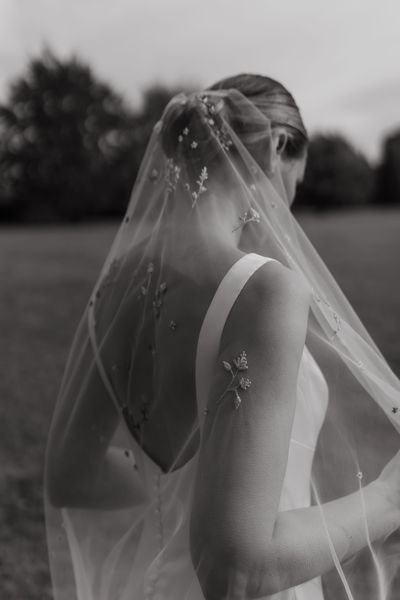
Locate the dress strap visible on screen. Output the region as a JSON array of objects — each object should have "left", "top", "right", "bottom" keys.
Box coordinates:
[{"left": 195, "top": 253, "right": 276, "bottom": 428}]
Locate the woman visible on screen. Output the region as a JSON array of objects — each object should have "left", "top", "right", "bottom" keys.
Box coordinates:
[{"left": 45, "top": 74, "right": 400, "bottom": 600}]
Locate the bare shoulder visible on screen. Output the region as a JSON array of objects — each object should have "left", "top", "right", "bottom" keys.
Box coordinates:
[
  {"left": 220, "top": 258, "right": 311, "bottom": 353},
  {"left": 247, "top": 258, "right": 311, "bottom": 305}
]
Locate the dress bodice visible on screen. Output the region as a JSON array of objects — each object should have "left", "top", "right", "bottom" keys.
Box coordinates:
[{"left": 269, "top": 344, "right": 329, "bottom": 600}]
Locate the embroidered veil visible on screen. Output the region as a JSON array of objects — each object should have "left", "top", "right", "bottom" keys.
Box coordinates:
[{"left": 44, "top": 88, "right": 400, "bottom": 600}]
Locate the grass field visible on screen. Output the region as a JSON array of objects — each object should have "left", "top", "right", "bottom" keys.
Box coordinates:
[{"left": 1, "top": 208, "right": 400, "bottom": 599}]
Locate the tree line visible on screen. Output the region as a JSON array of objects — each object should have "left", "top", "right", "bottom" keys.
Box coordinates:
[{"left": 0, "top": 49, "right": 398, "bottom": 223}]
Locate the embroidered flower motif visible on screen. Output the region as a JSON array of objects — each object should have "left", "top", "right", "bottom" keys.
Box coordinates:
[
  {"left": 191, "top": 167, "right": 208, "bottom": 207},
  {"left": 178, "top": 135, "right": 183, "bottom": 143},
  {"left": 199, "top": 95, "right": 233, "bottom": 152},
  {"left": 137, "top": 262, "right": 154, "bottom": 301},
  {"left": 190, "top": 140, "right": 198, "bottom": 149},
  {"left": 217, "top": 350, "right": 252, "bottom": 410},
  {"left": 169, "top": 320, "right": 177, "bottom": 330},
  {"left": 149, "top": 168, "right": 159, "bottom": 182},
  {"left": 233, "top": 391, "right": 242, "bottom": 410},
  {"left": 239, "top": 377, "right": 251, "bottom": 390},
  {"left": 183, "top": 127, "right": 189, "bottom": 136},
  {"left": 356, "top": 471, "right": 363, "bottom": 480},
  {"left": 153, "top": 281, "right": 168, "bottom": 318},
  {"left": 330, "top": 311, "right": 341, "bottom": 340},
  {"left": 232, "top": 207, "right": 261, "bottom": 232},
  {"left": 313, "top": 291, "right": 322, "bottom": 304},
  {"left": 164, "top": 158, "right": 181, "bottom": 194},
  {"left": 122, "top": 396, "right": 150, "bottom": 434},
  {"left": 233, "top": 350, "right": 249, "bottom": 370}
]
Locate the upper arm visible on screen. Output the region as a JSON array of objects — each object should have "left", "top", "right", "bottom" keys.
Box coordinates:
[{"left": 190, "top": 261, "right": 311, "bottom": 592}]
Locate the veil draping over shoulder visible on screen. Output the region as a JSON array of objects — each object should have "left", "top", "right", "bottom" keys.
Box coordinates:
[{"left": 44, "top": 89, "right": 400, "bottom": 600}]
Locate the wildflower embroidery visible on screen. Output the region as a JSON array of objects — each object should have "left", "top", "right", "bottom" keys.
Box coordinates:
[
  {"left": 122, "top": 396, "right": 150, "bottom": 434},
  {"left": 153, "top": 281, "right": 168, "bottom": 318},
  {"left": 137, "top": 263, "right": 154, "bottom": 300},
  {"left": 149, "top": 168, "right": 159, "bottom": 182},
  {"left": 178, "top": 128, "right": 189, "bottom": 143},
  {"left": 199, "top": 95, "right": 233, "bottom": 152},
  {"left": 164, "top": 158, "right": 181, "bottom": 194},
  {"left": 330, "top": 311, "right": 341, "bottom": 340},
  {"left": 232, "top": 207, "right": 261, "bottom": 232},
  {"left": 191, "top": 167, "right": 208, "bottom": 207},
  {"left": 217, "top": 350, "right": 252, "bottom": 409}
]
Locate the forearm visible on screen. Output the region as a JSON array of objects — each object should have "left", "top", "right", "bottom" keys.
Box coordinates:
[
  {"left": 49, "top": 447, "right": 146, "bottom": 509},
  {"left": 251, "top": 480, "right": 399, "bottom": 597}
]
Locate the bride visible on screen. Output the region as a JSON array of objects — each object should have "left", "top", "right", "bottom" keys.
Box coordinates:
[{"left": 44, "top": 74, "right": 400, "bottom": 600}]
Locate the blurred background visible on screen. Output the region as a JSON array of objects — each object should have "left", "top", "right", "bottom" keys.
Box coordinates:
[{"left": 0, "top": 0, "right": 399, "bottom": 598}]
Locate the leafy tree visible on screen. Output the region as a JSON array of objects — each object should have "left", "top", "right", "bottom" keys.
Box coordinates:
[
  {"left": 295, "top": 133, "right": 374, "bottom": 211},
  {"left": 0, "top": 47, "right": 136, "bottom": 221},
  {"left": 374, "top": 130, "right": 400, "bottom": 205}
]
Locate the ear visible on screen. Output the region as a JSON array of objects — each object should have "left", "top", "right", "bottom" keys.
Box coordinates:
[{"left": 269, "top": 128, "right": 288, "bottom": 174}]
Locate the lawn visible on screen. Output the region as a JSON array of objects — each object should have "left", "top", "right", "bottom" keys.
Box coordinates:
[{"left": 1, "top": 208, "right": 400, "bottom": 599}]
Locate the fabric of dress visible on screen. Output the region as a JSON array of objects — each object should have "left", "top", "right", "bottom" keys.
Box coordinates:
[{"left": 45, "top": 89, "right": 400, "bottom": 600}]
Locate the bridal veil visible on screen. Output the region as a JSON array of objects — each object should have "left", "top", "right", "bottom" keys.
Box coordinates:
[{"left": 44, "top": 88, "right": 400, "bottom": 599}]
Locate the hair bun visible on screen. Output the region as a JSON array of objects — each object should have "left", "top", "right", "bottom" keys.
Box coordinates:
[{"left": 160, "top": 95, "right": 201, "bottom": 160}]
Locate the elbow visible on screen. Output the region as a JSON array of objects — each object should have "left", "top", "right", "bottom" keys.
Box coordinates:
[
  {"left": 191, "top": 551, "right": 286, "bottom": 600},
  {"left": 190, "top": 527, "right": 284, "bottom": 599}
]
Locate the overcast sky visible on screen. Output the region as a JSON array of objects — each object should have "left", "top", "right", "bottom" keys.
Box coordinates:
[{"left": 1, "top": 0, "right": 400, "bottom": 161}]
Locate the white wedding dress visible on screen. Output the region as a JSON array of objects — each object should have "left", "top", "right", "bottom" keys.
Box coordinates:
[
  {"left": 64, "top": 252, "right": 329, "bottom": 600},
  {"left": 117, "top": 252, "right": 330, "bottom": 600}
]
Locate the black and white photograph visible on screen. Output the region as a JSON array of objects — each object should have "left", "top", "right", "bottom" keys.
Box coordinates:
[{"left": 1, "top": 1, "right": 400, "bottom": 599}]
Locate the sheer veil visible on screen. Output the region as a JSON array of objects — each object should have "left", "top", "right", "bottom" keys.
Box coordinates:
[{"left": 44, "top": 89, "right": 400, "bottom": 600}]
